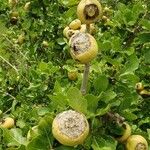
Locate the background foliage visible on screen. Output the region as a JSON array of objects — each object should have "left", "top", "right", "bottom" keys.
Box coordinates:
[{"left": 0, "top": 0, "right": 150, "bottom": 149}]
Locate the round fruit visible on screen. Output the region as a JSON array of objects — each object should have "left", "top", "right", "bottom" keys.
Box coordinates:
[
  {"left": 8, "top": 0, "right": 18, "bottom": 7},
  {"left": 27, "top": 126, "right": 39, "bottom": 141},
  {"left": 10, "top": 11, "right": 19, "bottom": 18},
  {"left": 68, "top": 71, "right": 78, "bottom": 81},
  {"left": 69, "top": 32, "right": 98, "bottom": 64},
  {"left": 24, "top": 2, "right": 31, "bottom": 11},
  {"left": 0, "top": 117, "right": 15, "bottom": 129},
  {"left": 117, "top": 122, "right": 131, "bottom": 143},
  {"left": 42, "top": 41, "right": 49, "bottom": 47},
  {"left": 135, "top": 82, "right": 144, "bottom": 92},
  {"left": 18, "top": 34, "right": 25, "bottom": 45},
  {"left": 102, "top": 15, "right": 108, "bottom": 22},
  {"left": 52, "top": 110, "right": 89, "bottom": 146},
  {"left": 80, "top": 24, "right": 87, "bottom": 33},
  {"left": 77, "top": 0, "right": 102, "bottom": 24},
  {"left": 63, "top": 26, "right": 70, "bottom": 37},
  {"left": 69, "top": 19, "right": 81, "bottom": 30},
  {"left": 126, "top": 135, "right": 148, "bottom": 150},
  {"left": 80, "top": 24, "right": 96, "bottom": 34},
  {"left": 66, "top": 29, "right": 80, "bottom": 39},
  {"left": 139, "top": 90, "right": 150, "bottom": 98}
]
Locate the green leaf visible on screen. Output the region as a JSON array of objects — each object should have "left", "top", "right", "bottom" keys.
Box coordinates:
[
  {"left": 49, "top": 93, "right": 68, "bottom": 108},
  {"left": 91, "top": 135, "right": 117, "bottom": 150},
  {"left": 120, "top": 53, "right": 139, "bottom": 76},
  {"left": 94, "top": 75, "right": 109, "bottom": 94},
  {"left": 67, "top": 87, "right": 87, "bottom": 114},
  {"left": 121, "top": 110, "right": 137, "bottom": 121},
  {"left": 26, "top": 115, "right": 54, "bottom": 150},
  {"left": 100, "top": 90, "right": 117, "bottom": 103},
  {"left": 1, "top": 128, "right": 26, "bottom": 147},
  {"left": 86, "top": 94, "right": 98, "bottom": 114}
]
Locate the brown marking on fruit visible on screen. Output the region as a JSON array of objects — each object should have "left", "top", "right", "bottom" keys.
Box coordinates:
[{"left": 84, "top": 4, "right": 99, "bottom": 20}]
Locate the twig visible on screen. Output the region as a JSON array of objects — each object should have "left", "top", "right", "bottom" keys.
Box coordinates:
[
  {"left": 80, "top": 63, "right": 90, "bottom": 95},
  {"left": 80, "top": 24, "right": 91, "bottom": 95}
]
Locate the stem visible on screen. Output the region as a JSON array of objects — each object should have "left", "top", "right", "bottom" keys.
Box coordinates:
[
  {"left": 80, "top": 24, "right": 91, "bottom": 95},
  {"left": 80, "top": 63, "right": 90, "bottom": 95}
]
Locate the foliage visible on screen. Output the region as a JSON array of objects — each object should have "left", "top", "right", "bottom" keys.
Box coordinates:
[{"left": 0, "top": 0, "right": 150, "bottom": 149}]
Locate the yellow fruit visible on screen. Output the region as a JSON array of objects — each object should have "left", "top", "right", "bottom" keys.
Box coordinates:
[
  {"left": 126, "top": 135, "right": 148, "bottom": 150},
  {"left": 80, "top": 24, "right": 96, "bottom": 34},
  {"left": 139, "top": 90, "right": 150, "bottom": 98},
  {"left": 117, "top": 122, "right": 131, "bottom": 143},
  {"left": 69, "top": 19, "right": 81, "bottom": 30},
  {"left": 77, "top": 0, "right": 102, "bottom": 24},
  {"left": 89, "top": 23, "right": 96, "bottom": 34},
  {"left": 0, "top": 117, "right": 15, "bottom": 129},
  {"left": 135, "top": 82, "right": 144, "bottom": 92},
  {"left": 80, "top": 24, "right": 87, "bottom": 33},
  {"left": 102, "top": 15, "right": 108, "bottom": 21},
  {"left": 68, "top": 71, "right": 78, "bottom": 81},
  {"left": 103, "top": 6, "right": 110, "bottom": 12},
  {"left": 42, "top": 41, "right": 49, "bottom": 47},
  {"left": 18, "top": 34, "right": 25, "bottom": 45},
  {"left": 69, "top": 32, "right": 98, "bottom": 64},
  {"left": 8, "top": 0, "right": 18, "bottom": 7},
  {"left": 24, "top": 2, "right": 31, "bottom": 11},
  {"left": 63, "top": 26, "right": 70, "bottom": 37},
  {"left": 10, "top": 11, "right": 19, "bottom": 18},
  {"left": 66, "top": 29, "right": 80, "bottom": 39},
  {"left": 52, "top": 110, "right": 89, "bottom": 146}
]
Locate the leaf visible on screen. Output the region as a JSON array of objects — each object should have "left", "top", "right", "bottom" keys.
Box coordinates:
[
  {"left": 1, "top": 128, "right": 26, "bottom": 147},
  {"left": 120, "top": 53, "right": 139, "bottom": 76},
  {"left": 121, "top": 110, "right": 137, "bottom": 121},
  {"left": 48, "top": 93, "right": 68, "bottom": 108},
  {"left": 91, "top": 135, "right": 117, "bottom": 150},
  {"left": 94, "top": 75, "right": 109, "bottom": 94},
  {"left": 86, "top": 94, "right": 98, "bottom": 113},
  {"left": 26, "top": 115, "right": 54, "bottom": 150},
  {"left": 100, "top": 90, "right": 117, "bottom": 103},
  {"left": 67, "top": 87, "right": 87, "bottom": 114}
]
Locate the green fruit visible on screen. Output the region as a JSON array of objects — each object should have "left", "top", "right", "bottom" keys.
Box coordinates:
[
  {"left": 52, "top": 110, "right": 89, "bottom": 146},
  {"left": 68, "top": 71, "right": 78, "bottom": 81}
]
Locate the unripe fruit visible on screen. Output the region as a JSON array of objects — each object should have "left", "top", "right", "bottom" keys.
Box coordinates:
[
  {"left": 139, "top": 90, "right": 150, "bottom": 98},
  {"left": 126, "top": 135, "right": 148, "bottom": 150},
  {"left": 103, "top": 7, "right": 110, "bottom": 12},
  {"left": 52, "top": 110, "right": 89, "bottom": 146},
  {"left": 8, "top": 0, "right": 18, "bottom": 7},
  {"left": 69, "top": 19, "right": 81, "bottom": 30},
  {"left": 10, "top": 11, "right": 19, "bottom": 18},
  {"left": 117, "top": 122, "right": 131, "bottom": 143},
  {"left": 63, "top": 26, "right": 70, "bottom": 37},
  {"left": 68, "top": 71, "right": 78, "bottom": 81},
  {"left": 69, "top": 32, "right": 98, "bottom": 64},
  {"left": 42, "top": 41, "right": 49, "bottom": 48},
  {"left": 135, "top": 82, "right": 144, "bottom": 92},
  {"left": 24, "top": 2, "right": 31, "bottom": 11},
  {"left": 80, "top": 24, "right": 96, "bottom": 34},
  {"left": 102, "top": 15, "right": 108, "bottom": 21},
  {"left": 17, "top": 34, "right": 25, "bottom": 45},
  {"left": 0, "top": 117, "right": 15, "bottom": 129},
  {"left": 77, "top": 0, "right": 102, "bottom": 24},
  {"left": 80, "top": 24, "right": 87, "bottom": 33},
  {"left": 65, "top": 29, "right": 80, "bottom": 39}
]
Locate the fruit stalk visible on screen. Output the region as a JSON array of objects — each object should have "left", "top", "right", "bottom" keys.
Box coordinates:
[
  {"left": 80, "top": 24, "right": 91, "bottom": 95},
  {"left": 80, "top": 62, "right": 90, "bottom": 95}
]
